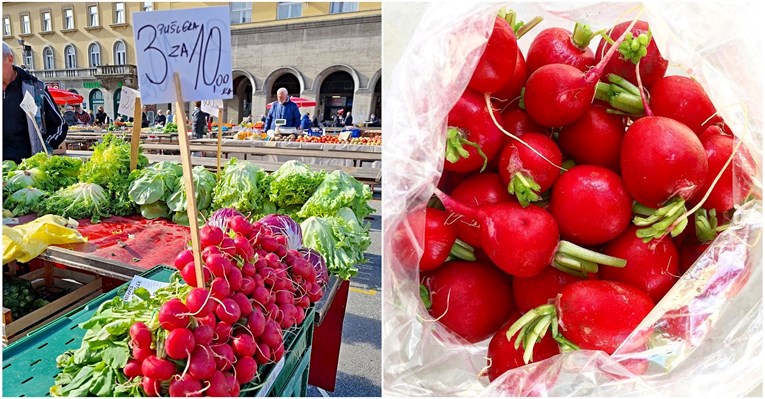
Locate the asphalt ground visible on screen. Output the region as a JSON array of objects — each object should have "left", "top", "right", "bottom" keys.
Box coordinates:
[{"left": 307, "top": 192, "right": 382, "bottom": 397}]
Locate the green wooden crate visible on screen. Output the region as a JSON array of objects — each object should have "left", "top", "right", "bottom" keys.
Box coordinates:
[{"left": 2, "top": 265, "right": 315, "bottom": 397}]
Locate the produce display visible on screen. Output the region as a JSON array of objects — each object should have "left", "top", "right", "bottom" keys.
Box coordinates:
[
  {"left": 294, "top": 135, "right": 382, "bottom": 146},
  {"left": 2, "top": 277, "right": 63, "bottom": 320},
  {"left": 50, "top": 211, "right": 326, "bottom": 397},
  {"left": 385, "top": 4, "right": 760, "bottom": 396}
]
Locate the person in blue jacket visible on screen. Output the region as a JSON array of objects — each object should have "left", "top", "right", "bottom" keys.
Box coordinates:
[
  {"left": 300, "top": 112, "right": 311, "bottom": 130},
  {"left": 264, "top": 87, "right": 301, "bottom": 132}
]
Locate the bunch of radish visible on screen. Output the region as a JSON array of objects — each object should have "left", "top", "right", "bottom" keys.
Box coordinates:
[
  {"left": 407, "top": 8, "right": 756, "bottom": 383},
  {"left": 124, "top": 211, "right": 326, "bottom": 396}
]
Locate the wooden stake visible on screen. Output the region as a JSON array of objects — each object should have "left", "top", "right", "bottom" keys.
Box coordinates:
[
  {"left": 173, "top": 73, "right": 205, "bottom": 288},
  {"left": 216, "top": 107, "right": 223, "bottom": 175},
  {"left": 129, "top": 97, "right": 142, "bottom": 171}
]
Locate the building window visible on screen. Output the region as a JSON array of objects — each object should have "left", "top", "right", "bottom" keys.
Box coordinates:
[
  {"left": 330, "top": 2, "right": 359, "bottom": 14},
  {"left": 88, "top": 5, "right": 99, "bottom": 27},
  {"left": 143, "top": 1, "right": 153, "bottom": 11},
  {"left": 21, "top": 14, "right": 31, "bottom": 34},
  {"left": 42, "top": 11, "right": 52, "bottom": 31},
  {"left": 89, "top": 43, "right": 101, "bottom": 67},
  {"left": 64, "top": 8, "right": 74, "bottom": 29},
  {"left": 114, "top": 3, "right": 125, "bottom": 24},
  {"left": 3, "top": 16, "right": 10, "bottom": 36},
  {"left": 277, "top": 2, "right": 302, "bottom": 20},
  {"left": 230, "top": 2, "right": 252, "bottom": 24},
  {"left": 43, "top": 47, "right": 55, "bottom": 69},
  {"left": 65, "top": 45, "right": 77, "bottom": 69},
  {"left": 114, "top": 41, "right": 126, "bottom": 65},
  {"left": 23, "top": 50, "right": 33, "bottom": 69}
]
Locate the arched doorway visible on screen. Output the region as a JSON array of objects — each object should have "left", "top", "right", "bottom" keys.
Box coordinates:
[
  {"left": 373, "top": 79, "right": 381, "bottom": 119},
  {"left": 113, "top": 88, "right": 121, "bottom": 119},
  {"left": 269, "top": 73, "right": 300, "bottom": 104},
  {"left": 232, "top": 75, "right": 253, "bottom": 120},
  {"left": 89, "top": 89, "right": 104, "bottom": 113},
  {"left": 318, "top": 71, "right": 354, "bottom": 125}
]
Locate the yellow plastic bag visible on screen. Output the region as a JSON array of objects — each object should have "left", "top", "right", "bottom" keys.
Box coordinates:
[{"left": 2, "top": 215, "right": 87, "bottom": 264}]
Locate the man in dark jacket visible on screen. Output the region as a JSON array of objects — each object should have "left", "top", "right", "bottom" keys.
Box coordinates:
[
  {"left": 264, "top": 87, "right": 301, "bottom": 132},
  {"left": 3, "top": 42, "right": 67, "bottom": 163}
]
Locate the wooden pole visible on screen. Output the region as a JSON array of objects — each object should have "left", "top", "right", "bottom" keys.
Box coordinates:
[
  {"left": 173, "top": 73, "right": 205, "bottom": 288},
  {"left": 216, "top": 108, "right": 223, "bottom": 175},
  {"left": 129, "top": 97, "right": 142, "bottom": 171}
]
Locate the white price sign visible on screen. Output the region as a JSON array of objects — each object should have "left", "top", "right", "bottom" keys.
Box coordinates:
[
  {"left": 201, "top": 98, "right": 223, "bottom": 116},
  {"left": 20, "top": 91, "right": 38, "bottom": 117},
  {"left": 117, "top": 86, "right": 140, "bottom": 116},
  {"left": 132, "top": 6, "right": 233, "bottom": 104},
  {"left": 123, "top": 275, "right": 170, "bottom": 301}
]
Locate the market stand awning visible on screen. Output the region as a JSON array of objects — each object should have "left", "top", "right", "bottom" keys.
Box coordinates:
[
  {"left": 48, "top": 88, "right": 84, "bottom": 105},
  {"left": 266, "top": 97, "right": 317, "bottom": 109}
]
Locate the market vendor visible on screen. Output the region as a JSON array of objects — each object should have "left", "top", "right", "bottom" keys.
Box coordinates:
[
  {"left": 2, "top": 42, "right": 68, "bottom": 163},
  {"left": 264, "top": 87, "right": 301, "bottom": 132}
]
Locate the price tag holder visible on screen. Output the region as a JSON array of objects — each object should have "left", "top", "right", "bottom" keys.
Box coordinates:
[
  {"left": 201, "top": 98, "right": 223, "bottom": 116},
  {"left": 133, "top": 6, "right": 234, "bottom": 104},
  {"left": 118, "top": 87, "right": 140, "bottom": 116}
]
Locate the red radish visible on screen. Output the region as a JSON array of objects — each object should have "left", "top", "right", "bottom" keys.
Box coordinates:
[
  {"left": 132, "top": 346, "right": 154, "bottom": 362},
  {"left": 199, "top": 224, "right": 224, "bottom": 248},
  {"left": 209, "top": 277, "right": 231, "bottom": 300},
  {"left": 444, "top": 89, "right": 506, "bottom": 173},
  {"left": 450, "top": 173, "right": 515, "bottom": 249},
  {"left": 174, "top": 249, "right": 194, "bottom": 269},
  {"left": 234, "top": 236, "right": 254, "bottom": 260},
  {"left": 195, "top": 312, "right": 216, "bottom": 329},
  {"left": 231, "top": 332, "right": 258, "bottom": 358},
  {"left": 494, "top": 48, "right": 528, "bottom": 104},
  {"left": 524, "top": 18, "right": 640, "bottom": 127},
  {"left": 499, "top": 108, "right": 546, "bottom": 138},
  {"left": 241, "top": 262, "right": 256, "bottom": 278},
  {"left": 141, "top": 377, "right": 161, "bottom": 397},
  {"left": 497, "top": 133, "right": 563, "bottom": 206},
  {"left": 228, "top": 215, "right": 253, "bottom": 237},
  {"left": 141, "top": 355, "right": 177, "bottom": 381},
  {"left": 526, "top": 24, "right": 596, "bottom": 75},
  {"left": 123, "top": 358, "right": 143, "bottom": 379},
  {"left": 649, "top": 76, "right": 723, "bottom": 135},
  {"left": 214, "top": 321, "right": 232, "bottom": 343},
  {"left": 169, "top": 374, "right": 203, "bottom": 397},
  {"left": 557, "top": 106, "right": 625, "bottom": 170},
  {"left": 596, "top": 20, "right": 668, "bottom": 87},
  {"left": 215, "top": 298, "right": 242, "bottom": 325},
  {"left": 129, "top": 322, "right": 152, "bottom": 348},
  {"left": 192, "top": 324, "right": 215, "bottom": 346},
  {"left": 261, "top": 320, "right": 283, "bottom": 349},
  {"left": 252, "top": 286, "right": 270, "bottom": 306},
  {"left": 205, "top": 254, "right": 232, "bottom": 278},
  {"left": 508, "top": 280, "right": 654, "bottom": 360},
  {"left": 467, "top": 16, "right": 518, "bottom": 94},
  {"left": 231, "top": 292, "right": 253, "bottom": 318},
  {"left": 205, "top": 371, "right": 229, "bottom": 397},
  {"left": 165, "top": 328, "right": 196, "bottom": 360},
  {"left": 227, "top": 265, "right": 244, "bottom": 292},
  {"left": 436, "top": 189, "right": 627, "bottom": 278},
  {"left": 188, "top": 345, "right": 217, "bottom": 380},
  {"left": 180, "top": 262, "right": 211, "bottom": 288},
  {"left": 220, "top": 237, "right": 237, "bottom": 256},
  {"left": 600, "top": 225, "right": 680, "bottom": 302},
  {"left": 159, "top": 298, "right": 190, "bottom": 331},
  {"left": 622, "top": 116, "right": 708, "bottom": 240},
  {"left": 211, "top": 343, "right": 237, "bottom": 370},
  {"left": 486, "top": 316, "right": 560, "bottom": 381},
  {"left": 247, "top": 310, "right": 267, "bottom": 337},
  {"left": 224, "top": 372, "right": 239, "bottom": 396},
  {"left": 272, "top": 345, "right": 285, "bottom": 363},
  {"left": 550, "top": 165, "right": 633, "bottom": 245},
  {"left": 186, "top": 288, "right": 213, "bottom": 316},
  {"left": 512, "top": 267, "right": 584, "bottom": 314},
  {"left": 235, "top": 356, "right": 258, "bottom": 385},
  {"left": 689, "top": 126, "right": 753, "bottom": 213},
  {"left": 255, "top": 343, "right": 272, "bottom": 364},
  {"left": 202, "top": 245, "right": 221, "bottom": 260},
  {"left": 422, "top": 260, "right": 515, "bottom": 343}
]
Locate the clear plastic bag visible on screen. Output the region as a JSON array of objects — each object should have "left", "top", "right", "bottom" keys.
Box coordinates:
[{"left": 382, "top": 2, "right": 763, "bottom": 396}]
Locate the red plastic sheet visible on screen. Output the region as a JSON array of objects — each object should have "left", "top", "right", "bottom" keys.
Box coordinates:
[{"left": 59, "top": 215, "right": 190, "bottom": 269}]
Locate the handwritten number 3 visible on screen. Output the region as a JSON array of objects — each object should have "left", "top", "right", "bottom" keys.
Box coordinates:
[{"left": 137, "top": 25, "right": 168, "bottom": 85}]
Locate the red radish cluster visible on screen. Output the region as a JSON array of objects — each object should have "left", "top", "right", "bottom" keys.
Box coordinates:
[
  {"left": 126, "top": 214, "right": 325, "bottom": 396},
  {"left": 406, "top": 8, "right": 756, "bottom": 382}
]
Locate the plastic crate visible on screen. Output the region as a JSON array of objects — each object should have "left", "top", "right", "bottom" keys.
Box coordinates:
[{"left": 2, "top": 265, "right": 316, "bottom": 397}]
